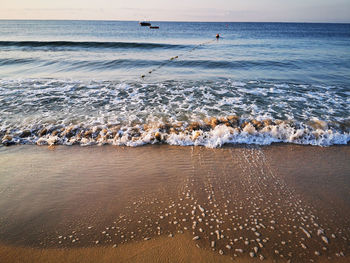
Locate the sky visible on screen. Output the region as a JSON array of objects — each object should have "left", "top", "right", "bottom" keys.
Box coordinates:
[{"left": 1, "top": 0, "right": 350, "bottom": 23}]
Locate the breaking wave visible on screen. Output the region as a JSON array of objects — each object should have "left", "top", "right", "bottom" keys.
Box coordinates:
[
  {"left": 1, "top": 117, "right": 349, "bottom": 148},
  {"left": 1, "top": 79, "right": 349, "bottom": 148}
]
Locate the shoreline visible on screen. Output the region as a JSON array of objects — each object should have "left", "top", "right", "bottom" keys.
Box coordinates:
[{"left": 0, "top": 144, "right": 349, "bottom": 262}]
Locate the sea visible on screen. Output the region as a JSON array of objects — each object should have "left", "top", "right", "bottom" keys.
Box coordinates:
[{"left": 0, "top": 20, "right": 349, "bottom": 147}]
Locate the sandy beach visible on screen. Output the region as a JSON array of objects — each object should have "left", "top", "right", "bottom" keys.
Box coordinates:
[{"left": 0, "top": 144, "right": 349, "bottom": 262}]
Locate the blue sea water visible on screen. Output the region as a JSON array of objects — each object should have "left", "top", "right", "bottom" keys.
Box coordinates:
[{"left": 0, "top": 20, "right": 349, "bottom": 147}]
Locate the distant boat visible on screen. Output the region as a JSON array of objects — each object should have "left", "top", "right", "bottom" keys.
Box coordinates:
[
  {"left": 139, "top": 21, "right": 151, "bottom": 26},
  {"left": 150, "top": 26, "right": 159, "bottom": 29}
]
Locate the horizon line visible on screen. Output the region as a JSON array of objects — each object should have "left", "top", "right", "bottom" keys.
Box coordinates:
[{"left": 0, "top": 18, "right": 350, "bottom": 24}]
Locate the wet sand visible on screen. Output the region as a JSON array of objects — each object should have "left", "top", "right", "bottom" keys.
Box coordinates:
[{"left": 0, "top": 144, "right": 349, "bottom": 262}]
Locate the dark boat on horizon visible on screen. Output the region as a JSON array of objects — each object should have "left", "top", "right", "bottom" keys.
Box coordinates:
[{"left": 139, "top": 21, "right": 151, "bottom": 26}]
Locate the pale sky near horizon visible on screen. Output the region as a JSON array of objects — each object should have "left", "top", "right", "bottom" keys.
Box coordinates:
[{"left": 1, "top": 0, "right": 350, "bottom": 23}]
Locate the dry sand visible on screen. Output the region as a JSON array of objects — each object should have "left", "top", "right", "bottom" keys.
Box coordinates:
[{"left": 0, "top": 144, "right": 349, "bottom": 262}]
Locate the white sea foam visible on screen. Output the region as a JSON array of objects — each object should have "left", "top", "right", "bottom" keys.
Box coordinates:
[
  {"left": 1, "top": 78, "right": 349, "bottom": 147},
  {"left": 3, "top": 119, "right": 348, "bottom": 148}
]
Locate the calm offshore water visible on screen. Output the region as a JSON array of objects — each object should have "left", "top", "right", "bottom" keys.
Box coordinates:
[{"left": 0, "top": 20, "right": 349, "bottom": 147}]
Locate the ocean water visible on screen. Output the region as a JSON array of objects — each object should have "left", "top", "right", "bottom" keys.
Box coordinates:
[{"left": 0, "top": 20, "right": 349, "bottom": 147}]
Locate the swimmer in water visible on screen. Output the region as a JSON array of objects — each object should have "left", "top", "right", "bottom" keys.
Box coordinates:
[{"left": 216, "top": 34, "right": 220, "bottom": 39}]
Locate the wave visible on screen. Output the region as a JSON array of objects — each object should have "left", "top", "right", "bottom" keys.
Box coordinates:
[
  {"left": 1, "top": 78, "right": 348, "bottom": 147},
  {"left": 0, "top": 41, "right": 187, "bottom": 50},
  {"left": 0, "top": 58, "right": 38, "bottom": 66},
  {"left": 169, "top": 59, "right": 301, "bottom": 70},
  {"left": 1, "top": 53, "right": 336, "bottom": 72},
  {"left": 1, "top": 117, "right": 349, "bottom": 147},
  {"left": 0, "top": 57, "right": 303, "bottom": 71}
]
